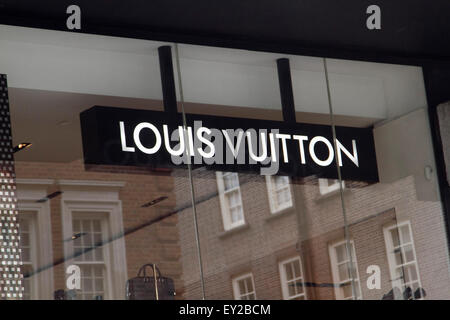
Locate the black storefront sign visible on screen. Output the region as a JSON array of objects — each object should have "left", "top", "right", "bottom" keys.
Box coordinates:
[
  {"left": 0, "top": 1, "right": 449, "bottom": 62},
  {"left": 80, "top": 106, "right": 379, "bottom": 182}
]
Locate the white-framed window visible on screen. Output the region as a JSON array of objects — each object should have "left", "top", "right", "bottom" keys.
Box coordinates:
[
  {"left": 232, "top": 273, "right": 256, "bottom": 300},
  {"left": 329, "top": 240, "right": 362, "bottom": 300},
  {"left": 279, "top": 256, "right": 306, "bottom": 300},
  {"left": 216, "top": 172, "right": 245, "bottom": 230},
  {"left": 265, "top": 176, "right": 293, "bottom": 214},
  {"left": 60, "top": 180, "right": 127, "bottom": 300},
  {"left": 318, "top": 178, "right": 345, "bottom": 195},
  {"left": 72, "top": 214, "right": 108, "bottom": 300},
  {"left": 18, "top": 214, "right": 38, "bottom": 300},
  {"left": 383, "top": 221, "right": 422, "bottom": 299},
  {"left": 17, "top": 179, "right": 55, "bottom": 300}
]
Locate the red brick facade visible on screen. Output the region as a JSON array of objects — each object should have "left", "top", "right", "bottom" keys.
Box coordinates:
[{"left": 175, "top": 168, "right": 450, "bottom": 300}]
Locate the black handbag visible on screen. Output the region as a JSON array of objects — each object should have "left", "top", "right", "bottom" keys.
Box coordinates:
[{"left": 126, "top": 263, "right": 176, "bottom": 300}]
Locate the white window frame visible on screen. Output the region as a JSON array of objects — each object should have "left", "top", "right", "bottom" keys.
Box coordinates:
[
  {"left": 72, "top": 212, "right": 110, "bottom": 300},
  {"left": 59, "top": 180, "right": 127, "bottom": 300},
  {"left": 328, "top": 239, "right": 362, "bottom": 300},
  {"left": 232, "top": 272, "right": 256, "bottom": 300},
  {"left": 216, "top": 172, "right": 245, "bottom": 230},
  {"left": 16, "top": 178, "right": 55, "bottom": 300},
  {"left": 383, "top": 221, "right": 422, "bottom": 299},
  {"left": 18, "top": 213, "right": 38, "bottom": 300},
  {"left": 318, "top": 178, "right": 345, "bottom": 195},
  {"left": 279, "top": 256, "right": 307, "bottom": 300},
  {"left": 265, "top": 176, "right": 293, "bottom": 214}
]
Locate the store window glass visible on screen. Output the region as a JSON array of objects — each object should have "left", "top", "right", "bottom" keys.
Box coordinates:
[
  {"left": 0, "top": 24, "right": 449, "bottom": 300},
  {"left": 1, "top": 26, "right": 196, "bottom": 300},
  {"left": 326, "top": 59, "right": 450, "bottom": 300}
]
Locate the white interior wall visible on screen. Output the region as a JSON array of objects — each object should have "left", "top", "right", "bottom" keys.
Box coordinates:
[
  {"left": 0, "top": 25, "right": 427, "bottom": 122},
  {"left": 374, "top": 108, "right": 439, "bottom": 202}
]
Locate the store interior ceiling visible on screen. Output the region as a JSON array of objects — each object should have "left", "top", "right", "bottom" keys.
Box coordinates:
[{"left": 0, "top": 25, "right": 428, "bottom": 163}]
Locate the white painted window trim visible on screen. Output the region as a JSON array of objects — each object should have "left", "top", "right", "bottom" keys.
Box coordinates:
[
  {"left": 232, "top": 272, "right": 256, "bottom": 300},
  {"left": 278, "top": 256, "right": 307, "bottom": 300},
  {"left": 328, "top": 239, "right": 362, "bottom": 300},
  {"left": 18, "top": 213, "right": 38, "bottom": 300},
  {"left": 16, "top": 180, "right": 55, "bottom": 300},
  {"left": 216, "top": 172, "right": 245, "bottom": 231},
  {"left": 58, "top": 180, "right": 126, "bottom": 188},
  {"left": 318, "top": 178, "right": 345, "bottom": 195},
  {"left": 383, "top": 221, "right": 422, "bottom": 299},
  {"left": 60, "top": 180, "right": 127, "bottom": 300},
  {"left": 265, "top": 176, "right": 293, "bottom": 214}
]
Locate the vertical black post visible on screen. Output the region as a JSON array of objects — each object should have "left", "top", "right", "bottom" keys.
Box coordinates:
[
  {"left": 277, "top": 58, "right": 297, "bottom": 123},
  {"left": 158, "top": 46, "right": 178, "bottom": 114}
]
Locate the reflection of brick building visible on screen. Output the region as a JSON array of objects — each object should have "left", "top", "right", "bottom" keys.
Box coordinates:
[
  {"left": 175, "top": 109, "right": 450, "bottom": 300},
  {"left": 15, "top": 159, "right": 184, "bottom": 300}
]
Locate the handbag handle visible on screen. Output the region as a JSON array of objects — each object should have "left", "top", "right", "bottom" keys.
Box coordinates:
[{"left": 137, "top": 263, "right": 161, "bottom": 278}]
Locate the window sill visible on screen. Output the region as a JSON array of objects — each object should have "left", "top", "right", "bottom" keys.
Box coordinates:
[
  {"left": 265, "top": 207, "right": 295, "bottom": 222},
  {"left": 315, "top": 188, "right": 351, "bottom": 202},
  {"left": 218, "top": 223, "right": 250, "bottom": 239}
]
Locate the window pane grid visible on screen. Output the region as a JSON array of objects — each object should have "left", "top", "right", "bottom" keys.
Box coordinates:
[
  {"left": 282, "top": 258, "right": 306, "bottom": 299},
  {"left": 78, "top": 265, "right": 105, "bottom": 300},
  {"left": 219, "top": 172, "right": 245, "bottom": 228},
  {"left": 73, "top": 218, "right": 104, "bottom": 263},
  {"left": 279, "top": 257, "right": 306, "bottom": 300},
  {"left": 19, "top": 217, "right": 34, "bottom": 300}
]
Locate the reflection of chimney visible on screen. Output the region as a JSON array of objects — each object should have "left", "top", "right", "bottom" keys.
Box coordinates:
[{"left": 437, "top": 101, "right": 450, "bottom": 187}]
